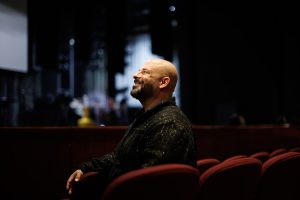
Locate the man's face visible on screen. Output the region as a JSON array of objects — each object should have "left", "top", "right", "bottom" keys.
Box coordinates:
[{"left": 130, "top": 62, "right": 161, "bottom": 100}]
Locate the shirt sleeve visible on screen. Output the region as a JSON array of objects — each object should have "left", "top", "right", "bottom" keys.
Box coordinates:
[{"left": 79, "top": 152, "right": 116, "bottom": 173}]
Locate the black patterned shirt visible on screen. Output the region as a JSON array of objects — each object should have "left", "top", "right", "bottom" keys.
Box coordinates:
[{"left": 80, "top": 97, "right": 197, "bottom": 180}]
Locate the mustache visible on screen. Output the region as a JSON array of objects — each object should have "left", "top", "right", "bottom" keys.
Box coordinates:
[{"left": 134, "top": 79, "right": 143, "bottom": 84}]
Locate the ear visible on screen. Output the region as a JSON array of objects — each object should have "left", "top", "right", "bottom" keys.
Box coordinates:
[{"left": 159, "top": 76, "right": 170, "bottom": 89}]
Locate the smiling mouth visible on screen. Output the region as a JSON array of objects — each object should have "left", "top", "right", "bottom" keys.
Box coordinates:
[
  {"left": 132, "top": 83, "right": 139, "bottom": 88},
  {"left": 133, "top": 79, "right": 141, "bottom": 86}
]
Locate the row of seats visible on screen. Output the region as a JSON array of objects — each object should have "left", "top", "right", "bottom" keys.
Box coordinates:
[
  {"left": 197, "top": 151, "right": 300, "bottom": 200},
  {"left": 69, "top": 149, "right": 300, "bottom": 200},
  {"left": 197, "top": 146, "right": 300, "bottom": 176},
  {"left": 222, "top": 146, "right": 300, "bottom": 164},
  {"left": 69, "top": 163, "right": 200, "bottom": 200}
]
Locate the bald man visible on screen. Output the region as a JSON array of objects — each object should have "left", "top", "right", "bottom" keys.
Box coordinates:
[
  {"left": 66, "top": 59, "right": 197, "bottom": 198},
  {"left": 131, "top": 59, "right": 178, "bottom": 110}
]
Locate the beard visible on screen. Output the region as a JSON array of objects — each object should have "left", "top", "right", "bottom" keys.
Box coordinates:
[{"left": 130, "top": 81, "right": 154, "bottom": 101}]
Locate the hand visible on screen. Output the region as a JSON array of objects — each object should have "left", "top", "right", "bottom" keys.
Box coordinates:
[{"left": 66, "top": 169, "right": 83, "bottom": 194}]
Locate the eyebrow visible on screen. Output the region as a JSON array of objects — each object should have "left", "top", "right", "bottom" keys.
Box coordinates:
[{"left": 140, "top": 68, "right": 151, "bottom": 73}]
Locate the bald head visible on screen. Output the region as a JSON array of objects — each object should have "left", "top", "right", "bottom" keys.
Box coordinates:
[
  {"left": 131, "top": 58, "right": 179, "bottom": 108},
  {"left": 144, "top": 58, "right": 178, "bottom": 93}
]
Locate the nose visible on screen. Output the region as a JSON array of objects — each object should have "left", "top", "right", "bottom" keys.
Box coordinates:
[{"left": 133, "top": 70, "right": 141, "bottom": 79}]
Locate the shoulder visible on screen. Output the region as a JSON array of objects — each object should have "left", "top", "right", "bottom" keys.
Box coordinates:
[{"left": 153, "top": 105, "right": 192, "bottom": 128}]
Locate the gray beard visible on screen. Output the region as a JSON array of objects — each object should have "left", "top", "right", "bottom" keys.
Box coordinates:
[
  {"left": 130, "top": 84, "right": 154, "bottom": 100},
  {"left": 130, "top": 87, "right": 142, "bottom": 99}
]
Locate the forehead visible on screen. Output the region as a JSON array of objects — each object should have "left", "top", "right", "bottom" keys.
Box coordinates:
[{"left": 141, "top": 61, "right": 161, "bottom": 71}]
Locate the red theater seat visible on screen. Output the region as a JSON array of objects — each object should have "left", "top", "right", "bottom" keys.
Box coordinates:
[
  {"left": 250, "top": 151, "right": 270, "bottom": 164},
  {"left": 289, "top": 146, "right": 300, "bottom": 152},
  {"left": 102, "top": 163, "right": 200, "bottom": 200},
  {"left": 269, "top": 148, "right": 287, "bottom": 157},
  {"left": 255, "top": 151, "right": 300, "bottom": 200},
  {"left": 197, "top": 158, "right": 220, "bottom": 175},
  {"left": 222, "top": 155, "right": 247, "bottom": 162},
  {"left": 199, "top": 157, "right": 262, "bottom": 200},
  {"left": 70, "top": 171, "right": 107, "bottom": 200}
]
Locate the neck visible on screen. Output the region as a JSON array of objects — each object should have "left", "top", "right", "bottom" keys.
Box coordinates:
[{"left": 141, "top": 95, "right": 172, "bottom": 111}]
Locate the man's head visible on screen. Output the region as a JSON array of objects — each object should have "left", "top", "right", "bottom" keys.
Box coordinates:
[{"left": 130, "top": 58, "right": 178, "bottom": 106}]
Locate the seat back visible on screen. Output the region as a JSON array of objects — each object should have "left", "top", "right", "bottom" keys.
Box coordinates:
[
  {"left": 289, "top": 146, "right": 300, "bottom": 152},
  {"left": 197, "top": 158, "right": 220, "bottom": 175},
  {"left": 269, "top": 148, "right": 287, "bottom": 157},
  {"left": 199, "top": 157, "right": 262, "bottom": 200},
  {"left": 223, "top": 154, "right": 247, "bottom": 162},
  {"left": 102, "top": 163, "right": 200, "bottom": 200},
  {"left": 255, "top": 151, "right": 300, "bottom": 200},
  {"left": 250, "top": 151, "right": 270, "bottom": 164},
  {"left": 70, "top": 171, "right": 107, "bottom": 200}
]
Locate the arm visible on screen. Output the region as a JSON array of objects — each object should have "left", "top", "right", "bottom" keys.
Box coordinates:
[
  {"left": 80, "top": 152, "right": 116, "bottom": 173},
  {"left": 66, "top": 152, "right": 116, "bottom": 194}
]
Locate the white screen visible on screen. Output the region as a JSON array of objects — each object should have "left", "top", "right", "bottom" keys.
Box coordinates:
[{"left": 0, "top": 0, "right": 27, "bottom": 73}]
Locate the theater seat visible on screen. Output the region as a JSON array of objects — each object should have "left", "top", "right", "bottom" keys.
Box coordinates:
[
  {"left": 250, "top": 151, "right": 270, "bottom": 164},
  {"left": 197, "top": 158, "right": 220, "bottom": 175},
  {"left": 255, "top": 151, "right": 300, "bottom": 200},
  {"left": 289, "top": 146, "right": 300, "bottom": 152},
  {"left": 222, "top": 155, "right": 247, "bottom": 162},
  {"left": 269, "top": 148, "right": 287, "bottom": 157},
  {"left": 102, "top": 163, "right": 200, "bottom": 200},
  {"left": 70, "top": 171, "right": 107, "bottom": 200},
  {"left": 198, "top": 157, "right": 262, "bottom": 200}
]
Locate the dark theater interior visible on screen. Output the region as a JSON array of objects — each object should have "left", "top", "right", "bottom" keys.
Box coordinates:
[{"left": 1, "top": 1, "right": 300, "bottom": 199}]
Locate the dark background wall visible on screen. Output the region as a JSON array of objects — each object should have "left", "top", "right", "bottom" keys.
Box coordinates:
[
  {"left": 177, "top": 2, "right": 300, "bottom": 125},
  {"left": 1, "top": 1, "right": 300, "bottom": 126}
]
